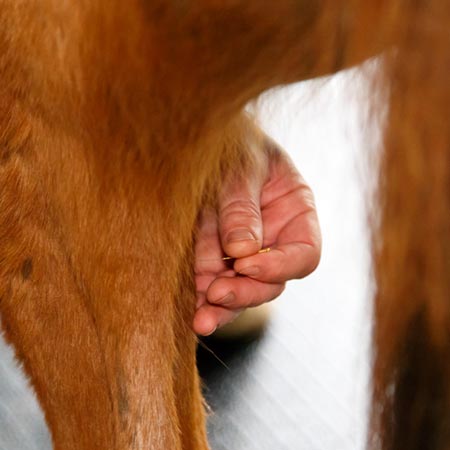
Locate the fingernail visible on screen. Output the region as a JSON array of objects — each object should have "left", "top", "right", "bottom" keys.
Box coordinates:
[
  {"left": 226, "top": 228, "right": 255, "bottom": 244},
  {"left": 238, "top": 266, "right": 260, "bottom": 277},
  {"left": 211, "top": 292, "right": 235, "bottom": 305}
]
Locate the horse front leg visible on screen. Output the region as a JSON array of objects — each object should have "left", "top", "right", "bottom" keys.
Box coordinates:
[{"left": 0, "top": 150, "right": 208, "bottom": 450}]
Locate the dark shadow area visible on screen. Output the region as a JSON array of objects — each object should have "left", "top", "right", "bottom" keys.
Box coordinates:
[
  {"left": 197, "top": 332, "right": 268, "bottom": 450},
  {"left": 197, "top": 332, "right": 265, "bottom": 382}
]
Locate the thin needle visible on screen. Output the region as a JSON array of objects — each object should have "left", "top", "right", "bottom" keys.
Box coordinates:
[{"left": 222, "top": 246, "right": 272, "bottom": 261}]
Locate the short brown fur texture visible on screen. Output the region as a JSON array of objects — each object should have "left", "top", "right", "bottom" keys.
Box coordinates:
[{"left": 0, "top": 1, "right": 448, "bottom": 450}]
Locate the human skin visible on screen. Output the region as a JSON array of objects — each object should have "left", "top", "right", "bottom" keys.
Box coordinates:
[{"left": 194, "top": 138, "right": 322, "bottom": 336}]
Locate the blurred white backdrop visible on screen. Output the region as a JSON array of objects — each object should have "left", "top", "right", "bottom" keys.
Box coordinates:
[{"left": 245, "top": 70, "right": 373, "bottom": 450}]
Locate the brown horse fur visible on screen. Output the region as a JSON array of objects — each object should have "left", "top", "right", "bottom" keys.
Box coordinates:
[{"left": 0, "top": 1, "right": 448, "bottom": 449}]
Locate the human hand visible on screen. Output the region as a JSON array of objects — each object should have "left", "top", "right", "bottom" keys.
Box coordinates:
[{"left": 193, "top": 138, "right": 321, "bottom": 336}]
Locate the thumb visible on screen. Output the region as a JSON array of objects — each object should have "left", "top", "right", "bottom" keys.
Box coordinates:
[{"left": 219, "top": 176, "right": 263, "bottom": 259}]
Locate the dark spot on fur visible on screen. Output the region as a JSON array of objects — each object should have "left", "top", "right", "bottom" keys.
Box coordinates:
[
  {"left": 0, "top": 148, "right": 12, "bottom": 164},
  {"left": 21, "top": 258, "right": 33, "bottom": 280}
]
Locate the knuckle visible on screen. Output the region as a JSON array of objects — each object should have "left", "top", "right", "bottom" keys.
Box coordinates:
[
  {"left": 220, "top": 199, "right": 261, "bottom": 222},
  {"left": 287, "top": 243, "right": 321, "bottom": 279}
]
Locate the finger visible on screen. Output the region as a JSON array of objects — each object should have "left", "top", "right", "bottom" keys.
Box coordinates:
[
  {"left": 193, "top": 303, "right": 241, "bottom": 336},
  {"left": 234, "top": 240, "right": 321, "bottom": 284},
  {"left": 219, "top": 173, "right": 265, "bottom": 259},
  {"left": 206, "top": 276, "right": 285, "bottom": 309},
  {"left": 195, "top": 270, "right": 235, "bottom": 308}
]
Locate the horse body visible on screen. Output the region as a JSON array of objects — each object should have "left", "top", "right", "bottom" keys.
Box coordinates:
[{"left": 1, "top": 1, "right": 449, "bottom": 449}]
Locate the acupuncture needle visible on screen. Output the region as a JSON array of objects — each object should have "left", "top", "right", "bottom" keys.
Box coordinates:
[
  {"left": 222, "top": 246, "right": 272, "bottom": 261},
  {"left": 197, "top": 246, "right": 272, "bottom": 263}
]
